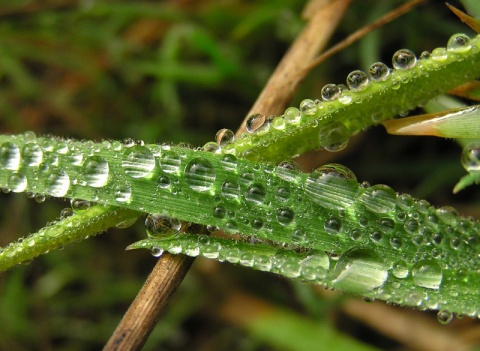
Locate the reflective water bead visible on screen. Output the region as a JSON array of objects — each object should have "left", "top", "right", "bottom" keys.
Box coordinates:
[
  {"left": 213, "top": 206, "right": 226, "bottom": 219},
  {"left": 447, "top": 33, "right": 471, "bottom": 53},
  {"left": 220, "top": 154, "right": 237, "bottom": 171},
  {"left": 240, "top": 252, "right": 255, "bottom": 267},
  {"left": 271, "top": 116, "right": 286, "bottom": 130},
  {"left": 254, "top": 255, "right": 272, "bottom": 271},
  {"left": 115, "top": 183, "right": 132, "bottom": 203},
  {"left": 45, "top": 169, "right": 70, "bottom": 197},
  {"left": 251, "top": 218, "right": 263, "bottom": 229},
  {"left": 338, "top": 90, "right": 352, "bottom": 105},
  {"left": 277, "top": 207, "right": 294, "bottom": 226},
  {"left": 203, "top": 142, "right": 220, "bottom": 153},
  {"left": 412, "top": 260, "right": 443, "bottom": 290},
  {"left": 215, "top": 128, "right": 235, "bottom": 146},
  {"left": 305, "top": 164, "right": 358, "bottom": 210},
  {"left": 23, "top": 130, "right": 36, "bottom": 142},
  {"left": 321, "top": 84, "right": 340, "bottom": 101},
  {"left": 324, "top": 216, "right": 342, "bottom": 235},
  {"left": 221, "top": 181, "right": 240, "bottom": 200},
  {"left": 244, "top": 183, "right": 266, "bottom": 204},
  {"left": 276, "top": 187, "right": 290, "bottom": 202},
  {"left": 431, "top": 47, "right": 448, "bottom": 61},
  {"left": 246, "top": 113, "right": 266, "bottom": 133},
  {"left": 283, "top": 107, "right": 302, "bottom": 125},
  {"left": 291, "top": 226, "right": 306, "bottom": 243},
  {"left": 396, "top": 193, "right": 413, "bottom": 210},
  {"left": 346, "top": 70, "right": 369, "bottom": 91},
  {"left": 420, "top": 51, "right": 430, "bottom": 59},
  {"left": 60, "top": 207, "right": 74, "bottom": 220},
  {"left": 300, "top": 252, "right": 330, "bottom": 280},
  {"left": 122, "top": 146, "right": 155, "bottom": 178},
  {"left": 319, "top": 122, "right": 349, "bottom": 152},
  {"left": 392, "top": 261, "right": 409, "bottom": 279},
  {"left": 370, "top": 231, "right": 382, "bottom": 243},
  {"left": 379, "top": 218, "right": 395, "bottom": 232},
  {"left": 360, "top": 184, "right": 396, "bottom": 214},
  {"left": 389, "top": 236, "right": 402, "bottom": 249},
  {"left": 157, "top": 174, "right": 171, "bottom": 188},
  {"left": 145, "top": 213, "right": 182, "bottom": 238},
  {"left": 0, "top": 142, "right": 21, "bottom": 170},
  {"left": 275, "top": 160, "right": 300, "bottom": 182},
  {"left": 437, "top": 310, "right": 453, "bottom": 325},
  {"left": 299, "top": 100, "right": 316, "bottom": 116},
  {"left": 392, "top": 49, "right": 417, "bottom": 69},
  {"left": 71, "top": 199, "right": 91, "bottom": 210},
  {"left": 333, "top": 248, "right": 389, "bottom": 293},
  {"left": 436, "top": 206, "right": 458, "bottom": 225},
  {"left": 159, "top": 151, "right": 182, "bottom": 173},
  {"left": 21, "top": 143, "right": 43, "bottom": 166},
  {"left": 461, "top": 143, "right": 480, "bottom": 171},
  {"left": 123, "top": 138, "right": 135, "bottom": 147},
  {"left": 184, "top": 158, "right": 216, "bottom": 192},
  {"left": 82, "top": 156, "right": 109, "bottom": 187},
  {"left": 151, "top": 246, "right": 164, "bottom": 257},
  {"left": 369, "top": 62, "right": 390, "bottom": 81},
  {"left": 8, "top": 173, "right": 27, "bottom": 192}
]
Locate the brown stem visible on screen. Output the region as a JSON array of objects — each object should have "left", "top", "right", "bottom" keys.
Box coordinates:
[{"left": 104, "top": 1, "right": 350, "bottom": 349}]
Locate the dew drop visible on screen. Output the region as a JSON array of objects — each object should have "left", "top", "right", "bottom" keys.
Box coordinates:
[
  {"left": 436, "top": 206, "right": 458, "bottom": 225},
  {"left": 447, "top": 33, "right": 471, "bottom": 53},
  {"left": 213, "top": 206, "right": 226, "bottom": 219},
  {"left": 71, "top": 199, "right": 91, "bottom": 210},
  {"left": 82, "top": 156, "right": 109, "bottom": 187},
  {"left": 420, "top": 51, "right": 430, "bottom": 59},
  {"left": 338, "top": 90, "right": 352, "bottom": 105},
  {"left": 346, "top": 70, "right": 369, "bottom": 91},
  {"left": 254, "top": 255, "right": 272, "bottom": 271},
  {"left": 324, "top": 216, "right": 342, "bottom": 235},
  {"left": 60, "top": 207, "right": 74, "bottom": 220},
  {"left": 271, "top": 117, "right": 286, "bottom": 130},
  {"left": 389, "top": 236, "right": 402, "bottom": 249},
  {"left": 221, "top": 180, "right": 240, "bottom": 200},
  {"left": 8, "top": 173, "right": 27, "bottom": 192},
  {"left": 333, "top": 248, "right": 389, "bottom": 293},
  {"left": 240, "top": 251, "right": 255, "bottom": 267},
  {"left": 157, "top": 174, "right": 171, "bottom": 188},
  {"left": 277, "top": 207, "right": 294, "bottom": 226},
  {"left": 0, "top": 142, "right": 20, "bottom": 170},
  {"left": 151, "top": 246, "right": 164, "bottom": 258},
  {"left": 291, "top": 226, "right": 306, "bottom": 243},
  {"left": 305, "top": 164, "right": 358, "bottom": 210},
  {"left": 321, "top": 84, "right": 340, "bottom": 101},
  {"left": 404, "top": 218, "right": 419, "bottom": 233},
  {"left": 145, "top": 213, "right": 181, "bottom": 238},
  {"left": 319, "top": 122, "right": 349, "bottom": 152},
  {"left": 275, "top": 160, "right": 300, "bottom": 182},
  {"left": 220, "top": 154, "right": 237, "bottom": 171},
  {"left": 412, "top": 260, "right": 443, "bottom": 290},
  {"left": 246, "top": 113, "right": 266, "bottom": 133},
  {"left": 300, "top": 252, "right": 330, "bottom": 280},
  {"left": 431, "top": 47, "right": 448, "bottom": 61},
  {"left": 276, "top": 187, "right": 290, "bottom": 202},
  {"left": 392, "top": 49, "right": 417, "bottom": 69},
  {"left": 203, "top": 242, "right": 221, "bottom": 259},
  {"left": 159, "top": 151, "right": 182, "bottom": 174},
  {"left": 45, "top": 169, "right": 70, "bottom": 197},
  {"left": 122, "top": 146, "right": 155, "bottom": 178},
  {"left": 245, "top": 183, "right": 266, "bottom": 204},
  {"left": 361, "top": 184, "right": 396, "bottom": 213},
  {"left": 115, "top": 183, "right": 132, "bottom": 203},
  {"left": 299, "top": 100, "right": 316, "bottom": 116},
  {"left": 215, "top": 128, "right": 235, "bottom": 146},
  {"left": 437, "top": 310, "right": 453, "bottom": 325},
  {"left": 184, "top": 158, "right": 216, "bottom": 192},
  {"left": 392, "top": 261, "right": 409, "bottom": 278},
  {"left": 21, "top": 143, "right": 43, "bottom": 166},
  {"left": 369, "top": 62, "right": 390, "bottom": 81},
  {"left": 461, "top": 143, "right": 480, "bottom": 171},
  {"left": 203, "top": 142, "right": 221, "bottom": 153}
]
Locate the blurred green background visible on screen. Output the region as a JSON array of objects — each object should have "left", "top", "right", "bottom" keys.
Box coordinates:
[{"left": 0, "top": 1, "right": 479, "bottom": 350}]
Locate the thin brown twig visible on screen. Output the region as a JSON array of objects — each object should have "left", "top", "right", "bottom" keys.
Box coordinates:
[{"left": 103, "top": 1, "right": 351, "bottom": 349}]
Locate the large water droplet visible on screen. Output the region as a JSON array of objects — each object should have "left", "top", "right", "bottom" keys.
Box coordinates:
[
  {"left": 361, "top": 184, "right": 396, "bottom": 213},
  {"left": 245, "top": 183, "right": 266, "bottom": 204},
  {"left": 159, "top": 151, "right": 182, "bottom": 173},
  {"left": 145, "top": 213, "right": 182, "bottom": 238},
  {"left": 324, "top": 216, "right": 342, "bottom": 235},
  {"left": 8, "top": 172, "right": 27, "bottom": 192},
  {"left": 461, "top": 143, "right": 480, "bottom": 171},
  {"left": 346, "top": 70, "right": 369, "bottom": 91},
  {"left": 284, "top": 106, "right": 302, "bottom": 123},
  {"left": 392, "top": 49, "right": 417, "bottom": 69},
  {"left": 431, "top": 47, "right": 448, "bottom": 61},
  {"left": 277, "top": 207, "right": 294, "bottom": 226},
  {"left": 123, "top": 146, "right": 155, "bottom": 178},
  {"left": 333, "top": 248, "right": 389, "bottom": 293},
  {"left": 215, "top": 128, "right": 235, "bottom": 146},
  {"left": 305, "top": 164, "right": 358, "bottom": 210},
  {"left": 319, "top": 122, "right": 349, "bottom": 152},
  {"left": 437, "top": 310, "right": 453, "bottom": 325},
  {"left": 83, "top": 156, "right": 109, "bottom": 187},
  {"left": 412, "top": 260, "right": 443, "bottom": 290},
  {"left": 299, "top": 100, "right": 316, "bottom": 116},
  {"left": 447, "top": 33, "right": 471, "bottom": 53},
  {"left": 45, "top": 169, "right": 70, "bottom": 197},
  {"left": 300, "top": 251, "right": 330, "bottom": 280},
  {"left": 0, "top": 142, "right": 20, "bottom": 170},
  {"left": 369, "top": 62, "right": 390, "bottom": 81},
  {"left": 115, "top": 182, "right": 132, "bottom": 203},
  {"left": 21, "top": 143, "right": 43, "bottom": 166},
  {"left": 246, "top": 113, "right": 266, "bottom": 133},
  {"left": 184, "top": 158, "right": 216, "bottom": 192},
  {"left": 221, "top": 180, "right": 240, "bottom": 200},
  {"left": 321, "top": 84, "right": 340, "bottom": 101},
  {"left": 275, "top": 160, "right": 300, "bottom": 182}
]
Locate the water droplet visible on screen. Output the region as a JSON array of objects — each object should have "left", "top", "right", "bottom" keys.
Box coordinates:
[
  {"left": 123, "top": 138, "right": 135, "bottom": 147},
  {"left": 461, "top": 143, "right": 480, "bottom": 171},
  {"left": 437, "top": 310, "right": 453, "bottom": 324},
  {"left": 370, "top": 231, "right": 382, "bottom": 243},
  {"left": 412, "top": 260, "right": 443, "bottom": 290},
  {"left": 276, "top": 187, "right": 290, "bottom": 202},
  {"left": 203, "top": 242, "right": 222, "bottom": 259},
  {"left": 299, "top": 100, "right": 316, "bottom": 116},
  {"left": 251, "top": 218, "right": 263, "bottom": 229},
  {"left": 213, "top": 206, "right": 226, "bottom": 219},
  {"left": 145, "top": 213, "right": 181, "bottom": 238},
  {"left": 151, "top": 246, "right": 164, "bottom": 257},
  {"left": 240, "top": 251, "right": 255, "bottom": 267},
  {"left": 305, "top": 164, "right": 358, "bottom": 210},
  {"left": 324, "top": 216, "right": 342, "bottom": 235},
  {"left": 319, "top": 122, "right": 349, "bottom": 151},
  {"left": 21, "top": 143, "right": 43, "bottom": 166},
  {"left": 34, "top": 194, "right": 46, "bottom": 203},
  {"left": 60, "top": 207, "right": 74, "bottom": 220},
  {"left": 392, "top": 49, "right": 417, "bottom": 69},
  {"left": 0, "top": 142, "right": 20, "bottom": 170},
  {"left": 254, "top": 254, "right": 272, "bottom": 271},
  {"left": 447, "top": 33, "right": 471, "bottom": 53},
  {"left": 115, "top": 183, "right": 132, "bottom": 203},
  {"left": 369, "top": 62, "right": 390, "bottom": 81},
  {"left": 159, "top": 151, "right": 182, "bottom": 173},
  {"left": 82, "top": 156, "right": 109, "bottom": 187},
  {"left": 291, "top": 226, "right": 306, "bottom": 243},
  {"left": 246, "top": 113, "right": 266, "bottom": 133},
  {"left": 350, "top": 229, "right": 362, "bottom": 241},
  {"left": 321, "top": 84, "right": 340, "bottom": 101},
  {"left": 203, "top": 142, "right": 221, "bottom": 153},
  {"left": 184, "top": 158, "right": 216, "bottom": 192},
  {"left": 300, "top": 252, "right": 330, "bottom": 280},
  {"left": 45, "top": 169, "right": 70, "bottom": 197},
  {"left": 8, "top": 173, "right": 27, "bottom": 192},
  {"left": 245, "top": 183, "right": 266, "bottom": 204},
  {"left": 271, "top": 116, "right": 286, "bottom": 130},
  {"left": 436, "top": 206, "right": 458, "bottom": 225},
  {"left": 404, "top": 218, "right": 419, "bottom": 233},
  {"left": 221, "top": 180, "right": 240, "bottom": 200},
  {"left": 283, "top": 107, "right": 301, "bottom": 125},
  {"left": 361, "top": 184, "right": 396, "bottom": 213},
  {"left": 71, "top": 199, "right": 91, "bottom": 210},
  {"left": 333, "top": 248, "right": 389, "bottom": 293},
  {"left": 431, "top": 47, "right": 448, "bottom": 61},
  {"left": 346, "top": 70, "right": 369, "bottom": 91},
  {"left": 157, "top": 174, "right": 171, "bottom": 188},
  {"left": 275, "top": 160, "right": 300, "bottom": 182},
  {"left": 389, "top": 236, "right": 402, "bottom": 249},
  {"left": 392, "top": 261, "right": 409, "bottom": 278},
  {"left": 122, "top": 146, "right": 155, "bottom": 178},
  {"left": 420, "top": 51, "right": 430, "bottom": 59},
  {"left": 215, "top": 128, "right": 235, "bottom": 145},
  {"left": 277, "top": 207, "right": 294, "bottom": 226},
  {"left": 220, "top": 154, "right": 237, "bottom": 171}
]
